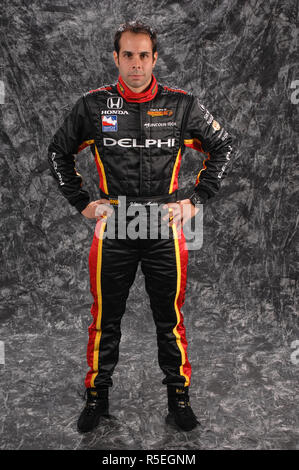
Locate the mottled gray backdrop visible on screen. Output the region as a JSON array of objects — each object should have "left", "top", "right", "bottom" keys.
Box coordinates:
[{"left": 0, "top": 0, "right": 298, "bottom": 450}]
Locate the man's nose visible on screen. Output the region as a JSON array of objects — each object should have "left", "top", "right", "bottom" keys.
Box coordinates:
[{"left": 132, "top": 56, "right": 142, "bottom": 69}]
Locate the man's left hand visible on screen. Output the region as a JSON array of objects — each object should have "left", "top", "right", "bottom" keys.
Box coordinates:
[{"left": 162, "top": 199, "right": 200, "bottom": 231}]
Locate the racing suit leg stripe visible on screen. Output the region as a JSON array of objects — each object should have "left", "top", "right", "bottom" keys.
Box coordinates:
[
  {"left": 94, "top": 144, "right": 108, "bottom": 194},
  {"left": 169, "top": 147, "right": 182, "bottom": 193},
  {"left": 87, "top": 220, "right": 106, "bottom": 388},
  {"left": 172, "top": 224, "right": 191, "bottom": 386}
]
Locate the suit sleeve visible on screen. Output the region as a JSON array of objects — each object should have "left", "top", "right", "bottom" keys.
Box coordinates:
[
  {"left": 184, "top": 95, "right": 233, "bottom": 202},
  {"left": 47, "top": 95, "right": 94, "bottom": 213}
]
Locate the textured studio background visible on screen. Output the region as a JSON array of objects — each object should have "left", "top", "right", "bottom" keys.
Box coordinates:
[{"left": 0, "top": 0, "right": 298, "bottom": 450}]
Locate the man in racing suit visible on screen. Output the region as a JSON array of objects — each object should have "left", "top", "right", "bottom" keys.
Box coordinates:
[{"left": 48, "top": 21, "right": 233, "bottom": 433}]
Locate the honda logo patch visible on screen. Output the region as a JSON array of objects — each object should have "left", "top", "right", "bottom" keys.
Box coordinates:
[{"left": 107, "top": 97, "right": 123, "bottom": 109}]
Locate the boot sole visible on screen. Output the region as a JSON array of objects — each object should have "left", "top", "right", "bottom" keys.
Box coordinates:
[
  {"left": 165, "top": 413, "right": 200, "bottom": 432},
  {"left": 77, "top": 412, "right": 110, "bottom": 433}
]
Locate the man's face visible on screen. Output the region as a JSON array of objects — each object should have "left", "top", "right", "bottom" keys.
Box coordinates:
[{"left": 113, "top": 31, "right": 158, "bottom": 93}]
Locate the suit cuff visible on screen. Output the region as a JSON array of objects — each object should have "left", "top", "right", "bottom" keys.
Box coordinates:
[
  {"left": 74, "top": 198, "right": 90, "bottom": 213},
  {"left": 190, "top": 186, "right": 210, "bottom": 203}
]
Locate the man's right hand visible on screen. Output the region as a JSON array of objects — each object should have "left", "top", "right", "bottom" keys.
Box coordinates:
[{"left": 81, "top": 199, "right": 114, "bottom": 220}]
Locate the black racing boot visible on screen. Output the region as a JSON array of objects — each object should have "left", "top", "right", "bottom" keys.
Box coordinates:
[
  {"left": 165, "top": 386, "right": 200, "bottom": 432},
  {"left": 77, "top": 388, "right": 109, "bottom": 433}
]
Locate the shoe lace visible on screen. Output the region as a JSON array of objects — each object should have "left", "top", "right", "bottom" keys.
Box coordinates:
[
  {"left": 177, "top": 396, "right": 190, "bottom": 409},
  {"left": 81, "top": 389, "right": 108, "bottom": 416},
  {"left": 175, "top": 395, "right": 198, "bottom": 420},
  {"left": 84, "top": 400, "right": 99, "bottom": 416}
]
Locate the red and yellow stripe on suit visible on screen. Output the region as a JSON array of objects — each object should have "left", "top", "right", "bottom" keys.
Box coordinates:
[{"left": 84, "top": 214, "right": 192, "bottom": 390}]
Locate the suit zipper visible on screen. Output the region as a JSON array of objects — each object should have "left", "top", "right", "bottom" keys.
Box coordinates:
[{"left": 139, "top": 102, "right": 143, "bottom": 195}]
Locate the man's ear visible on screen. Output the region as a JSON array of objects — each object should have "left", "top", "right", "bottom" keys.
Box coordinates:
[
  {"left": 113, "top": 51, "right": 119, "bottom": 68},
  {"left": 153, "top": 51, "right": 158, "bottom": 68}
]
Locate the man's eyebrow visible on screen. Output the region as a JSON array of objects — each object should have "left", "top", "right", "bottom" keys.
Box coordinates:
[{"left": 122, "top": 50, "right": 150, "bottom": 54}]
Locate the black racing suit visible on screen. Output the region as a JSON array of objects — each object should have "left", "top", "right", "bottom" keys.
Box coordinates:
[{"left": 48, "top": 74, "right": 233, "bottom": 389}]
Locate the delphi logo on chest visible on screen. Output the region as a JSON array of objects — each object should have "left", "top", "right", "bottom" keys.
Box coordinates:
[{"left": 103, "top": 138, "right": 176, "bottom": 148}]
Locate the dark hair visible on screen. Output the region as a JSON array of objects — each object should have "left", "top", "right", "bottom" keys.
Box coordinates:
[{"left": 114, "top": 20, "right": 157, "bottom": 57}]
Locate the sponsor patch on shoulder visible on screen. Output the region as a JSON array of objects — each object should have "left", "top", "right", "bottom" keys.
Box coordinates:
[{"left": 212, "top": 120, "right": 221, "bottom": 131}]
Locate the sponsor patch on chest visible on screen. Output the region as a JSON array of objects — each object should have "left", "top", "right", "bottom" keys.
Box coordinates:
[
  {"left": 102, "top": 115, "right": 117, "bottom": 132},
  {"left": 147, "top": 108, "right": 173, "bottom": 117}
]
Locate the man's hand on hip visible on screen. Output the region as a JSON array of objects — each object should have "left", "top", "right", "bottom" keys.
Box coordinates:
[
  {"left": 81, "top": 199, "right": 114, "bottom": 220},
  {"left": 162, "top": 199, "right": 200, "bottom": 231}
]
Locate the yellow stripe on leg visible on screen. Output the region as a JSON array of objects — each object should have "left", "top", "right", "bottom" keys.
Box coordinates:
[
  {"left": 172, "top": 224, "right": 190, "bottom": 386},
  {"left": 90, "top": 221, "right": 106, "bottom": 388}
]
